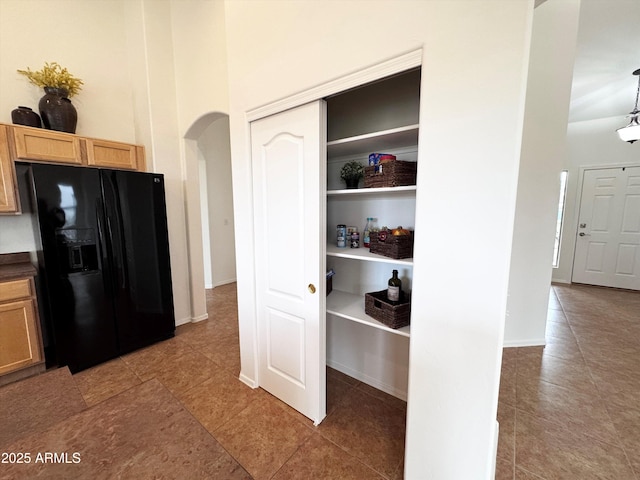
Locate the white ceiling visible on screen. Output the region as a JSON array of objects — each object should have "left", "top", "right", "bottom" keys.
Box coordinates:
[{"left": 568, "top": 0, "right": 640, "bottom": 123}]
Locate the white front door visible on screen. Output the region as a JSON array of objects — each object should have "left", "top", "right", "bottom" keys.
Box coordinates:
[
  {"left": 572, "top": 166, "right": 640, "bottom": 290},
  {"left": 250, "top": 101, "right": 326, "bottom": 424}
]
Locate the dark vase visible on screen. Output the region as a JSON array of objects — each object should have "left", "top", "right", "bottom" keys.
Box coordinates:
[
  {"left": 11, "top": 106, "right": 42, "bottom": 128},
  {"left": 39, "top": 87, "right": 77, "bottom": 133},
  {"left": 345, "top": 177, "right": 360, "bottom": 189}
]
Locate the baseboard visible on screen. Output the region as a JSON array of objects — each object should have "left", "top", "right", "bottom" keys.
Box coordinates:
[
  {"left": 174, "top": 316, "right": 192, "bottom": 327},
  {"left": 551, "top": 279, "right": 571, "bottom": 285},
  {"left": 503, "top": 338, "right": 546, "bottom": 348},
  {"left": 326, "top": 358, "right": 407, "bottom": 401},
  {"left": 238, "top": 372, "right": 258, "bottom": 389},
  {"left": 191, "top": 313, "right": 209, "bottom": 323},
  {"left": 490, "top": 420, "right": 499, "bottom": 480},
  {"left": 213, "top": 278, "right": 237, "bottom": 287}
]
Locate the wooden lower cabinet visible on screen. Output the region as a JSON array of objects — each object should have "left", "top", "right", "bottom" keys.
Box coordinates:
[{"left": 0, "top": 278, "right": 44, "bottom": 376}]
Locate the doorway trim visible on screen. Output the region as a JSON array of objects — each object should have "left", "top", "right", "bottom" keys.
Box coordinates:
[
  {"left": 242, "top": 48, "right": 423, "bottom": 391},
  {"left": 246, "top": 49, "right": 422, "bottom": 123}
]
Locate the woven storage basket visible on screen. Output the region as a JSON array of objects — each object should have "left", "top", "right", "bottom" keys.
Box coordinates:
[
  {"left": 364, "top": 290, "right": 411, "bottom": 329},
  {"left": 369, "top": 231, "right": 414, "bottom": 259},
  {"left": 364, "top": 160, "right": 417, "bottom": 188}
]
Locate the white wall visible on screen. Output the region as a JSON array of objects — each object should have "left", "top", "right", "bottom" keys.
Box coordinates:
[
  {"left": 200, "top": 117, "right": 236, "bottom": 287},
  {"left": 224, "top": 1, "right": 533, "bottom": 478},
  {"left": 0, "top": 0, "right": 135, "bottom": 141},
  {"left": 554, "top": 115, "right": 640, "bottom": 283},
  {"left": 0, "top": 0, "right": 230, "bottom": 327},
  {"left": 505, "top": 0, "right": 581, "bottom": 346}
]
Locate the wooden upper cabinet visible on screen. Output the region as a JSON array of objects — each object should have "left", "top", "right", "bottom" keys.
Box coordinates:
[
  {"left": 84, "top": 138, "right": 145, "bottom": 171},
  {"left": 12, "top": 125, "right": 83, "bottom": 165},
  {"left": 3, "top": 123, "right": 146, "bottom": 172},
  {"left": 0, "top": 125, "right": 20, "bottom": 214}
]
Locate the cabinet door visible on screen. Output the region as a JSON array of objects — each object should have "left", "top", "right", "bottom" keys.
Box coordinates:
[
  {"left": 0, "top": 298, "right": 43, "bottom": 375},
  {"left": 84, "top": 138, "right": 144, "bottom": 171},
  {"left": 0, "top": 125, "right": 19, "bottom": 213},
  {"left": 12, "top": 125, "right": 83, "bottom": 165},
  {"left": 250, "top": 101, "right": 326, "bottom": 424}
]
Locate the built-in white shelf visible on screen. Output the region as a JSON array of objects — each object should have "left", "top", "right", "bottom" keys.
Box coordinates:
[
  {"left": 326, "top": 124, "right": 419, "bottom": 158},
  {"left": 326, "top": 243, "right": 413, "bottom": 265},
  {"left": 326, "top": 289, "right": 410, "bottom": 338},
  {"left": 327, "top": 185, "right": 416, "bottom": 196}
]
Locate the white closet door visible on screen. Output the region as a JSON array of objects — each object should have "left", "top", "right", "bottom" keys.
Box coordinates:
[
  {"left": 250, "top": 101, "right": 326, "bottom": 424},
  {"left": 573, "top": 166, "right": 640, "bottom": 290}
]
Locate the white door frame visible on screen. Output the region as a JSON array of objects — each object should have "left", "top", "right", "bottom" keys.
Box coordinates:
[
  {"left": 571, "top": 162, "right": 640, "bottom": 286},
  {"left": 244, "top": 50, "right": 423, "bottom": 391}
]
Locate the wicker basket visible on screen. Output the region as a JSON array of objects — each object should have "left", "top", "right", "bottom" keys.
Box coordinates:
[
  {"left": 364, "top": 160, "right": 417, "bottom": 188},
  {"left": 364, "top": 290, "right": 411, "bottom": 329},
  {"left": 369, "top": 231, "right": 414, "bottom": 259}
]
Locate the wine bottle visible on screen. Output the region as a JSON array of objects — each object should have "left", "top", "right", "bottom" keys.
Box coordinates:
[{"left": 387, "top": 269, "right": 401, "bottom": 304}]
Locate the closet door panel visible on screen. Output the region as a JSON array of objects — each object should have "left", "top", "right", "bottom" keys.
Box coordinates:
[{"left": 250, "top": 100, "right": 326, "bottom": 425}]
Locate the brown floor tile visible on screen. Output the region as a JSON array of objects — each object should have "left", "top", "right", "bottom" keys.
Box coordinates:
[
  {"left": 499, "top": 352, "right": 517, "bottom": 408},
  {"left": 516, "top": 347, "right": 595, "bottom": 395},
  {"left": 356, "top": 382, "right": 407, "bottom": 412},
  {"left": 318, "top": 388, "right": 405, "bottom": 478},
  {"left": 197, "top": 332, "right": 242, "bottom": 376},
  {"left": 326, "top": 370, "right": 357, "bottom": 414},
  {"left": 516, "top": 374, "right": 619, "bottom": 445},
  {"left": 120, "top": 336, "right": 194, "bottom": 381},
  {"left": 0, "top": 367, "right": 86, "bottom": 448},
  {"left": 214, "top": 393, "right": 314, "bottom": 480},
  {"left": 146, "top": 349, "right": 219, "bottom": 398},
  {"left": 514, "top": 466, "right": 545, "bottom": 479},
  {"left": 72, "top": 357, "right": 141, "bottom": 406},
  {"left": 180, "top": 366, "right": 263, "bottom": 433},
  {"left": 0, "top": 379, "right": 251, "bottom": 480},
  {"left": 497, "top": 403, "right": 515, "bottom": 464},
  {"left": 515, "top": 410, "right": 635, "bottom": 479},
  {"left": 495, "top": 457, "right": 514, "bottom": 480},
  {"left": 272, "top": 433, "right": 385, "bottom": 480}
]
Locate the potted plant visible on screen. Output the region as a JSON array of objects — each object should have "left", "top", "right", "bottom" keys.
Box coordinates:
[
  {"left": 17, "top": 62, "right": 83, "bottom": 133},
  {"left": 340, "top": 161, "right": 364, "bottom": 189}
]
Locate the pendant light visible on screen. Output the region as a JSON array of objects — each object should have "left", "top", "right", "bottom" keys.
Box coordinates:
[{"left": 616, "top": 69, "right": 640, "bottom": 144}]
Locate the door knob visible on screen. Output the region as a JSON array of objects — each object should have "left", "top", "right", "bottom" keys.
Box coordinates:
[
  {"left": 308, "top": 284, "right": 316, "bottom": 294},
  {"left": 579, "top": 232, "right": 590, "bottom": 237}
]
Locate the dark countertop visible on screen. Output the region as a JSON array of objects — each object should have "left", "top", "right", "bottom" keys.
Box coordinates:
[{"left": 0, "top": 252, "right": 37, "bottom": 281}]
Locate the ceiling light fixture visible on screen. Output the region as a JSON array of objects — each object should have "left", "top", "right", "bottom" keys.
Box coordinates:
[{"left": 617, "top": 68, "right": 640, "bottom": 144}]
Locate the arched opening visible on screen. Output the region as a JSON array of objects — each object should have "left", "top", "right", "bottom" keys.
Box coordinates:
[{"left": 184, "top": 112, "right": 236, "bottom": 322}]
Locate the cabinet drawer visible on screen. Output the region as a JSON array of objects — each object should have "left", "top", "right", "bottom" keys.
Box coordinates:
[
  {"left": 12, "top": 126, "right": 83, "bottom": 165},
  {"left": 0, "top": 278, "right": 32, "bottom": 303}
]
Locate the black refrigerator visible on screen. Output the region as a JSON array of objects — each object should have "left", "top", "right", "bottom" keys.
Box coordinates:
[{"left": 18, "top": 163, "right": 175, "bottom": 373}]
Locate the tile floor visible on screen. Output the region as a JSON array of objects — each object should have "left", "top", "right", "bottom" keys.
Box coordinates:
[
  {"left": 0, "top": 283, "right": 405, "bottom": 480},
  {"left": 1, "top": 282, "right": 638, "bottom": 479},
  {"left": 496, "top": 283, "right": 640, "bottom": 479}
]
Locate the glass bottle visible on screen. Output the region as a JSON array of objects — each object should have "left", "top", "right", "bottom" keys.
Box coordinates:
[
  {"left": 387, "top": 269, "right": 401, "bottom": 304},
  {"left": 363, "top": 217, "right": 372, "bottom": 247}
]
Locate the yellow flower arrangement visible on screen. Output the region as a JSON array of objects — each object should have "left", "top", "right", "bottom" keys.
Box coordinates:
[{"left": 17, "top": 62, "right": 83, "bottom": 97}]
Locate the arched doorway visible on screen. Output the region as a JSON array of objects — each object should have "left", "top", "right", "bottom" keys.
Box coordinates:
[{"left": 184, "top": 113, "right": 236, "bottom": 321}]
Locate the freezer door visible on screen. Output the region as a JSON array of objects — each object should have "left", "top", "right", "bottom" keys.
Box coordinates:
[
  {"left": 30, "top": 163, "right": 119, "bottom": 373},
  {"left": 101, "top": 169, "right": 175, "bottom": 354}
]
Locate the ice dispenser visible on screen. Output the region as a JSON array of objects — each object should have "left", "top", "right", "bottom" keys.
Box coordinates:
[{"left": 55, "top": 228, "right": 99, "bottom": 274}]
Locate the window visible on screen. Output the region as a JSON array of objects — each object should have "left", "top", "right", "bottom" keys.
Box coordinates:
[{"left": 553, "top": 171, "right": 568, "bottom": 268}]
